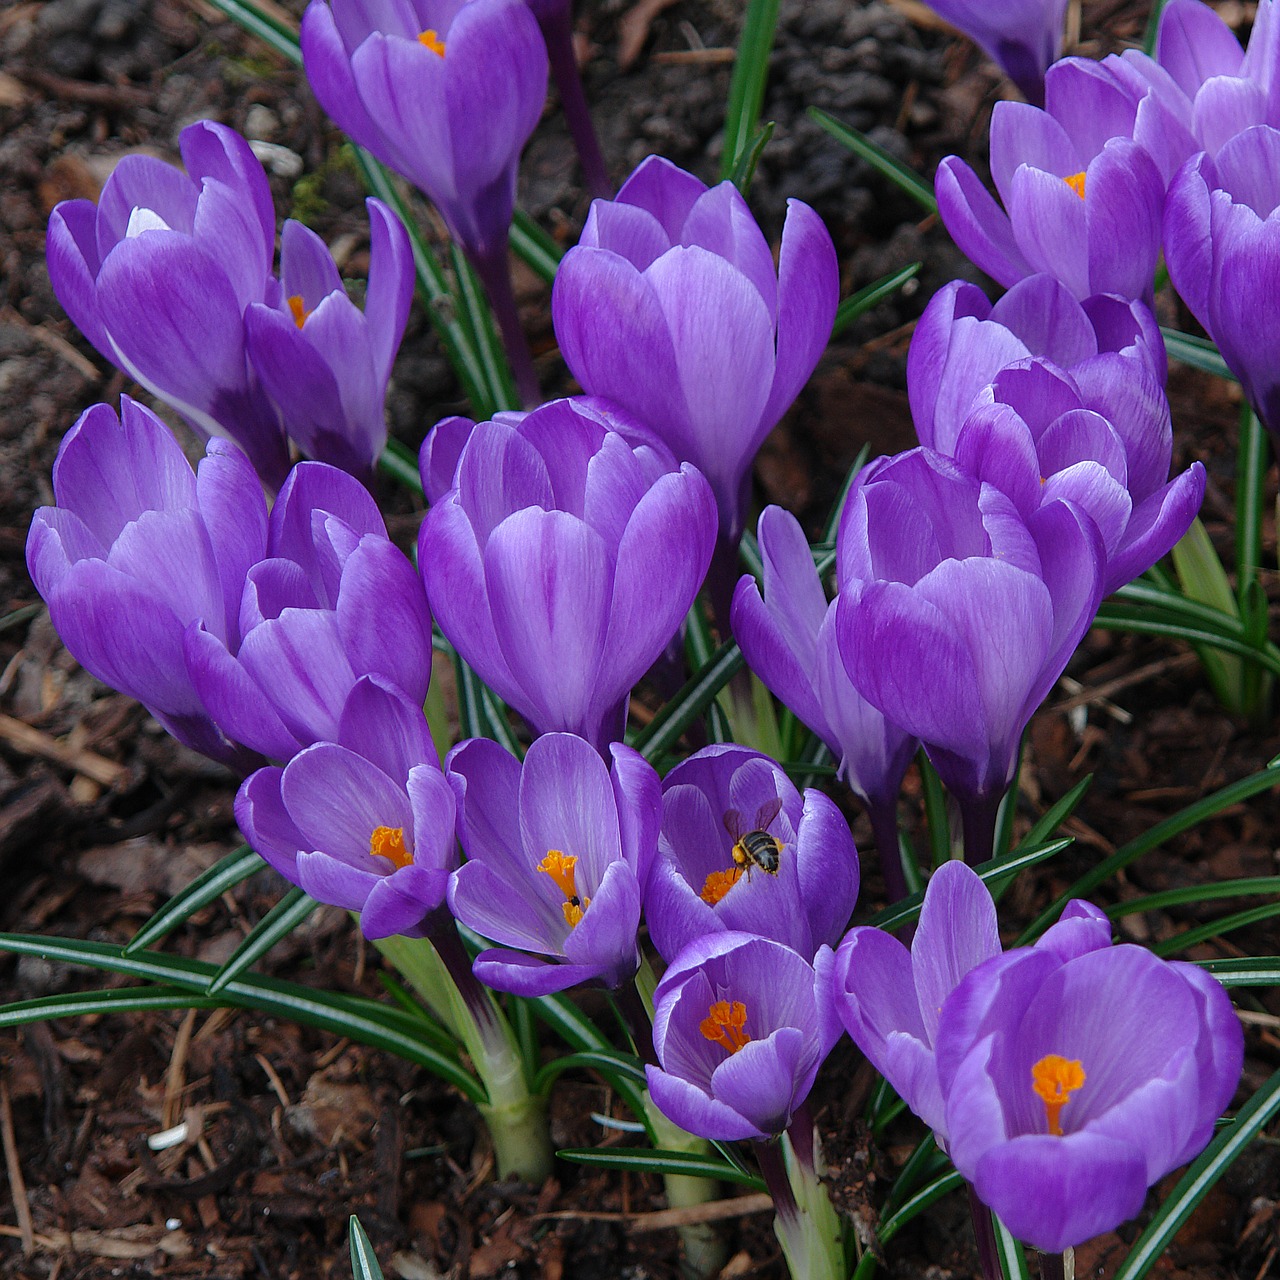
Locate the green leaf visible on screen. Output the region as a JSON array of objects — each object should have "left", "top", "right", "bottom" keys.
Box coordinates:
[
  {"left": 533, "top": 1049, "right": 648, "bottom": 1095},
  {"left": 878, "top": 1167, "right": 965, "bottom": 1244},
  {"left": 1154, "top": 899, "right": 1280, "bottom": 957},
  {"left": 1160, "top": 328, "right": 1236, "bottom": 381},
  {"left": 1106, "top": 876, "right": 1280, "bottom": 919},
  {"left": 0, "top": 986, "right": 220, "bottom": 1028},
  {"left": 993, "top": 1215, "right": 1030, "bottom": 1280},
  {"left": 556, "top": 1146, "right": 765, "bottom": 1189},
  {"left": 631, "top": 640, "right": 744, "bottom": 761},
  {"left": 1113, "top": 1069, "right": 1280, "bottom": 1280},
  {"left": 821, "top": 444, "right": 871, "bottom": 546},
  {"left": 510, "top": 209, "right": 562, "bottom": 285},
  {"left": 207, "top": 888, "right": 318, "bottom": 995},
  {"left": 918, "top": 751, "right": 951, "bottom": 871},
  {"left": 729, "top": 121, "right": 776, "bottom": 193},
  {"left": 349, "top": 1217, "right": 385, "bottom": 1280},
  {"left": 1143, "top": 0, "right": 1174, "bottom": 54},
  {"left": 880, "top": 1134, "right": 947, "bottom": 1219},
  {"left": 200, "top": 0, "right": 301, "bottom": 62},
  {"left": 449, "top": 242, "right": 520, "bottom": 412},
  {"left": 125, "top": 845, "right": 264, "bottom": 954},
  {"left": 1093, "top": 605, "right": 1280, "bottom": 676},
  {"left": 1015, "top": 775, "right": 1092, "bottom": 851},
  {"left": 0, "top": 933, "right": 484, "bottom": 1102},
  {"left": 808, "top": 108, "right": 937, "bottom": 213},
  {"left": 720, "top": 0, "right": 782, "bottom": 181},
  {"left": 831, "top": 262, "right": 922, "bottom": 338},
  {"left": 1197, "top": 957, "right": 1280, "bottom": 987},
  {"left": 451, "top": 644, "right": 520, "bottom": 753},
  {"left": 377, "top": 437, "right": 425, "bottom": 495}
]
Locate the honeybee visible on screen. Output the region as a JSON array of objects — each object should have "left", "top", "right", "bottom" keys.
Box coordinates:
[{"left": 722, "top": 797, "right": 784, "bottom": 880}]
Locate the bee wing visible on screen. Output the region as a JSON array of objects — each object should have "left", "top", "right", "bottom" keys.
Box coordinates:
[
  {"left": 722, "top": 808, "right": 743, "bottom": 840},
  {"left": 754, "top": 797, "right": 783, "bottom": 831}
]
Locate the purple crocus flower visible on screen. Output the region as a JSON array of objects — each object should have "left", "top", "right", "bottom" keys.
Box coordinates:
[
  {"left": 646, "top": 932, "right": 839, "bottom": 1142},
  {"left": 26, "top": 398, "right": 266, "bottom": 769},
  {"left": 446, "top": 732, "right": 660, "bottom": 995},
  {"left": 731, "top": 507, "right": 918, "bottom": 897},
  {"left": 935, "top": 74, "right": 1166, "bottom": 303},
  {"left": 236, "top": 677, "right": 456, "bottom": 938},
  {"left": 937, "top": 934, "right": 1243, "bottom": 1251},
  {"left": 185, "top": 459, "right": 433, "bottom": 762},
  {"left": 46, "top": 121, "right": 289, "bottom": 486},
  {"left": 300, "top": 0, "right": 548, "bottom": 401},
  {"left": 835, "top": 448, "right": 1104, "bottom": 860},
  {"left": 646, "top": 744, "right": 859, "bottom": 963},
  {"left": 418, "top": 397, "right": 717, "bottom": 754},
  {"left": 245, "top": 199, "right": 413, "bottom": 480},
  {"left": 1165, "top": 125, "right": 1280, "bottom": 440},
  {"left": 552, "top": 156, "right": 838, "bottom": 620},
  {"left": 915, "top": 0, "right": 1068, "bottom": 106}
]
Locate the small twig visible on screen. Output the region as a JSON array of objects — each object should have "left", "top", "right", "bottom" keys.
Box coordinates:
[
  {"left": 0, "top": 712, "right": 129, "bottom": 788},
  {"left": 650, "top": 48, "right": 736, "bottom": 64},
  {"left": 1052, "top": 652, "right": 1199, "bottom": 715},
  {"left": 0, "top": 1080, "right": 33, "bottom": 1254},
  {"left": 162, "top": 1009, "right": 198, "bottom": 1130},
  {"left": 537, "top": 1192, "right": 775, "bottom": 1232},
  {"left": 0, "top": 309, "right": 100, "bottom": 382},
  {"left": 14, "top": 68, "right": 150, "bottom": 107},
  {"left": 255, "top": 1053, "right": 291, "bottom": 1108}
]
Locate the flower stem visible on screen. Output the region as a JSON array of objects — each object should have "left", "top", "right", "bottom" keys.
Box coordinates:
[
  {"left": 968, "top": 1185, "right": 1002, "bottom": 1280},
  {"left": 756, "top": 1123, "right": 846, "bottom": 1280},
  {"left": 867, "top": 797, "right": 910, "bottom": 908},
  {"left": 467, "top": 243, "right": 541, "bottom": 408},
  {"left": 1039, "top": 1249, "right": 1074, "bottom": 1280},
  {"left": 960, "top": 794, "right": 1000, "bottom": 868},
  {"left": 536, "top": 2, "right": 611, "bottom": 200}
]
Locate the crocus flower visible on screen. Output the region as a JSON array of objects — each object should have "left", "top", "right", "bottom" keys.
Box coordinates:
[
  {"left": 418, "top": 397, "right": 717, "bottom": 753},
  {"left": 646, "top": 744, "right": 859, "bottom": 963},
  {"left": 731, "top": 507, "right": 918, "bottom": 896},
  {"left": 300, "top": 0, "right": 548, "bottom": 401},
  {"left": 1164, "top": 125, "right": 1280, "bottom": 441},
  {"left": 835, "top": 448, "right": 1104, "bottom": 860},
  {"left": 646, "top": 932, "right": 839, "bottom": 1142},
  {"left": 26, "top": 397, "right": 266, "bottom": 769},
  {"left": 236, "top": 677, "right": 455, "bottom": 938},
  {"left": 915, "top": 0, "right": 1068, "bottom": 106},
  {"left": 935, "top": 78, "right": 1165, "bottom": 304},
  {"left": 552, "top": 156, "right": 838, "bottom": 619},
  {"left": 819, "top": 861, "right": 1111, "bottom": 1143},
  {"left": 447, "top": 732, "right": 660, "bottom": 995},
  {"left": 185, "top": 460, "right": 433, "bottom": 762},
  {"left": 937, "top": 934, "right": 1243, "bottom": 1251},
  {"left": 245, "top": 199, "right": 413, "bottom": 480},
  {"left": 46, "top": 121, "right": 289, "bottom": 486}
]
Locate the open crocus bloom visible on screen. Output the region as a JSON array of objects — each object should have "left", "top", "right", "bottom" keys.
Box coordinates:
[{"left": 937, "top": 938, "right": 1243, "bottom": 1251}]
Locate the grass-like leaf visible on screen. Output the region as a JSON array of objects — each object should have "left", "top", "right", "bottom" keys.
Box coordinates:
[
  {"left": 821, "top": 443, "right": 871, "bottom": 546},
  {"left": 877, "top": 1166, "right": 965, "bottom": 1244},
  {"left": 510, "top": 209, "right": 562, "bottom": 284},
  {"left": 125, "top": 845, "right": 264, "bottom": 954},
  {"left": 993, "top": 1214, "right": 1030, "bottom": 1280},
  {"left": 1160, "top": 328, "right": 1236, "bottom": 380},
  {"left": 720, "top": 0, "right": 782, "bottom": 181},
  {"left": 1197, "top": 956, "right": 1280, "bottom": 987},
  {"left": 349, "top": 1217, "right": 385, "bottom": 1280},
  {"left": 1017, "top": 775, "right": 1093, "bottom": 850},
  {"left": 206, "top": 887, "right": 318, "bottom": 995},
  {"left": 831, "top": 262, "right": 922, "bottom": 338},
  {"left": 1094, "top": 605, "right": 1280, "bottom": 676},
  {"left": 202, "top": 0, "right": 302, "bottom": 63},
  {"left": 1113, "top": 1068, "right": 1280, "bottom": 1280},
  {"left": 377, "top": 437, "right": 424, "bottom": 495},
  {"left": 632, "top": 640, "right": 744, "bottom": 762},
  {"left": 0, "top": 986, "right": 220, "bottom": 1028},
  {"left": 1106, "top": 876, "right": 1280, "bottom": 919},
  {"left": 533, "top": 1049, "right": 648, "bottom": 1094},
  {"left": 917, "top": 750, "right": 951, "bottom": 871},
  {"left": 1154, "top": 900, "right": 1280, "bottom": 958},
  {"left": 729, "top": 121, "right": 776, "bottom": 193},
  {"left": 808, "top": 108, "right": 937, "bottom": 213},
  {"left": 879, "top": 1134, "right": 946, "bottom": 1219},
  {"left": 557, "top": 1146, "right": 765, "bottom": 1189}
]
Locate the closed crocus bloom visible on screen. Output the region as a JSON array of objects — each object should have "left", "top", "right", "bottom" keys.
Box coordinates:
[
  {"left": 916, "top": 0, "right": 1068, "bottom": 106},
  {"left": 936, "top": 937, "right": 1243, "bottom": 1252},
  {"left": 447, "top": 733, "right": 660, "bottom": 995},
  {"left": 1165, "top": 126, "right": 1280, "bottom": 440},
  {"left": 418, "top": 397, "right": 717, "bottom": 753},
  {"left": 647, "top": 744, "right": 859, "bottom": 963},
  {"left": 646, "top": 932, "right": 838, "bottom": 1142},
  {"left": 186, "top": 460, "right": 432, "bottom": 762},
  {"left": 236, "top": 678, "right": 455, "bottom": 938},
  {"left": 26, "top": 398, "right": 266, "bottom": 769},
  {"left": 935, "top": 68, "right": 1166, "bottom": 304},
  {"left": 245, "top": 200, "right": 413, "bottom": 479},
  {"left": 46, "top": 121, "right": 288, "bottom": 486},
  {"left": 552, "top": 156, "right": 838, "bottom": 613},
  {"left": 835, "top": 448, "right": 1104, "bottom": 860}
]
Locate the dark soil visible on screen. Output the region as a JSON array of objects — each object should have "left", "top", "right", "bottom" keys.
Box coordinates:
[{"left": 1, "top": 0, "right": 1278, "bottom": 1276}]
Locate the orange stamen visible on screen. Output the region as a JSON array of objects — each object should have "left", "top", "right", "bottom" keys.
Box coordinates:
[
  {"left": 539, "top": 850, "right": 590, "bottom": 928},
  {"left": 700, "top": 866, "right": 744, "bottom": 905},
  {"left": 1032, "top": 1054, "right": 1086, "bottom": 1136},
  {"left": 1063, "top": 171, "right": 1087, "bottom": 200},
  {"left": 418, "top": 28, "right": 446, "bottom": 55},
  {"left": 699, "top": 1000, "right": 750, "bottom": 1055},
  {"left": 287, "top": 294, "right": 311, "bottom": 328},
  {"left": 370, "top": 825, "right": 412, "bottom": 870}
]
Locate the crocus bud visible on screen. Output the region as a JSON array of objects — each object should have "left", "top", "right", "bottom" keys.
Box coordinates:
[{"left": 46, "top": 121, "right": 289, "bottom": 486}]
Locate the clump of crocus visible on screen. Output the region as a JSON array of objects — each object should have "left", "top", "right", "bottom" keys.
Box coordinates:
[
  {"left": 245, "top": 199, "right": 413, "bottom": 481},
  {"left": 186, "top": 459, "right": 433, "bottom": 762},
  {"left": 46, "top": 121, "right": 288, "bottom": 485},
  {"left": 647, "top": 744, "right": 859, "bottom": 963},
  {"left": 418, "top": 396, "right": 717, "bottom": 754},
  {"left": 26, "top": 397, "right": 266, "bottom": 770},
  {"left": 913, "top": 0, "right": 1068, "bottom": 106},
  {"left": 447, "top": 732, "right": 660, "bottom": 995},
  {"left": 552, "top": 156, "right": 839, "bottom": 625},
  {"left": 1165, "top": 125, "right": 1280, "bottom": 442},
  {"left": 936, "top": 931, "right": 1243, "bottom": 1251},
  {"left": 731, "top": 508, "right": 918, "bottom": 899},
  {"left": 236, "top": 677, "right": 454, "bottom": 938},
  {"left": 300, "top": 0, "right": 548, "bottom": 403},
  {"left": 835, "top": 448, "right": 1104, "bottom": 861}
]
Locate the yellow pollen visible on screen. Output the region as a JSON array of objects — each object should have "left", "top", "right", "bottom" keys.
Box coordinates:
[
  {"left": 1032, "top": 1054, "right": 1086, "bottom": 1136},
  {"left": 539, "top": 849, "right": 590, "bottom": 928},
  {"left": 370, "top": 825, "right": 412, "bottom": 870},
  {"left": 700, "top": 1000, "right": 750, "bottom": 1055},
  {"left": 287, "top": 294, "right": 311, "bottom": 328},
  {"left": 418, "top": 28, "right": 446, "bottom": 55},
  {"left": 700, "top": 866, "right": 744, "bottom": 905},
  {"left": 1063, "top": 171, "right": 1087, "bottom": 200}
]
